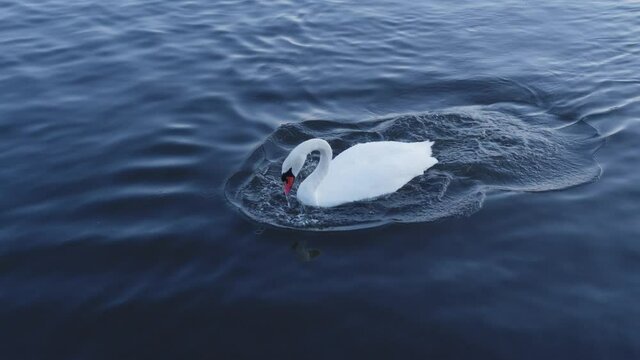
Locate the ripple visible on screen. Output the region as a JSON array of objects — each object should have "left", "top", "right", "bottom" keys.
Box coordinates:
[
  {"left": 226, "top": 103, "right": 603, "bottom": 231},
  {"left": 137, "top": 138, "right": 209, "bottom": 157},
  {"left": 111, "top": 162, "right": 201, "bottom": 185}
]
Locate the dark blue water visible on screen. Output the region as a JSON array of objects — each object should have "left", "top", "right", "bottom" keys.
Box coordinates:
[{"left": 1, "top": 0, "right": 639, "bottom": 358}]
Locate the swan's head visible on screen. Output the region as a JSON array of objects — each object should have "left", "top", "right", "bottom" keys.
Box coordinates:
[
  {"left": 281, "top": 148, "right": 305, "bottom": 195},
  {"left": 281, "top": 168, "right": 295, "bottom": 195}
]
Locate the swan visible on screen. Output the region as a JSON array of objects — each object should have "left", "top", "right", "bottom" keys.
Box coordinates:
[{"left": 281, "top": 138, "right": 438, "bottom": 207}]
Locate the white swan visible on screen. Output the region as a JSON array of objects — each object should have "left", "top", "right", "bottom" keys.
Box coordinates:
[{"left": 281, "top": 138, "right": 438, "bottom": 207}]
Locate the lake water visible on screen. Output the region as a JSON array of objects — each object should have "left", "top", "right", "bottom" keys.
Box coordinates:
[{"left": 1, "top": 0, "right": 639, "bottom": 358}]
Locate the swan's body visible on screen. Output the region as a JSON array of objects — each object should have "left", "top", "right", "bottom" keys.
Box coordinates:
[{"left": 281, "top": 138, "right": 438, "bottom": 207}]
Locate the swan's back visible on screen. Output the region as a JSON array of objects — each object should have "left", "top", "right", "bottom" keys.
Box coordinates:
[{"left": 314, "top": 141, "right": 437, "bottom": 207}]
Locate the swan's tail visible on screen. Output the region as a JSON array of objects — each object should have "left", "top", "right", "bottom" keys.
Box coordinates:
[{"left": 422, "top": 140, "right": 438, "bottom": 166}]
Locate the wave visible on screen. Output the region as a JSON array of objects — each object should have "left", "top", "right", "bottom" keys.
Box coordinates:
[{"left": 225, "top": 103, "right": 603, "bottom": 231}]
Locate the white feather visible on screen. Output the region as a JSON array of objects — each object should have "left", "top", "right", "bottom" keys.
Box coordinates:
[{"left": 282, "top": 139, "right": 438, "bottom": 207}]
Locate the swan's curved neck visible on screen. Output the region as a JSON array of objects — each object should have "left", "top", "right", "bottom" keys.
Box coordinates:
[{"left": 298, "top": 139, "right": 332, "bottom": 194}]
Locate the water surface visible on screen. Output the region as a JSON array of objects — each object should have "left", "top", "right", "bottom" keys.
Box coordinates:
[{"left": 1, "top": 0, "right": 639, "bottom": 358}]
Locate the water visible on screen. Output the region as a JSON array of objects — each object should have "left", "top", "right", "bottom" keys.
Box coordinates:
[
  {"left": 227, "top": 104, "right": 602, "bottom": 230},
  {"left": 1, "top": 0, "right": 639, "bottom": 358}
]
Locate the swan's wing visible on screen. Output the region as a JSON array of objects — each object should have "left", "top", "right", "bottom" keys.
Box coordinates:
[{"left": 316, "top": 141, "right": 437, "bottom": 207}]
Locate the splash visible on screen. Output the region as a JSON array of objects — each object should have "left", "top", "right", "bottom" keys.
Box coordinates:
[{"left": 225, "top": 104, "right": 602, "bottom": 231}]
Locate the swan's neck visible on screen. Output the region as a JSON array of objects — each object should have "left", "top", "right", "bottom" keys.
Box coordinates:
[{"left": 298, "top": 139, "right": 332, "bottom": 200}]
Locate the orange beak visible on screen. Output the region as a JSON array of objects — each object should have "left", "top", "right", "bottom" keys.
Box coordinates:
[{"left": 283, "top": 175, "right": 295, "bottom": 195}]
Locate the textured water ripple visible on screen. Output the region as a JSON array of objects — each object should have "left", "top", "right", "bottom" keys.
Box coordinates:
[
  {"left": 227, "top": 103, "right": 602, "bottom": 230},
  {"left": 1, "top": 0, "right": 639, "bottom": 358}
]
